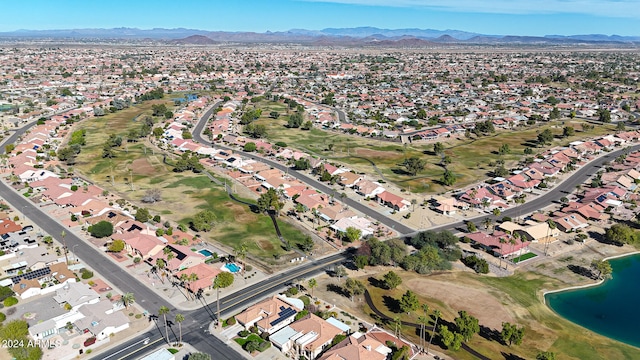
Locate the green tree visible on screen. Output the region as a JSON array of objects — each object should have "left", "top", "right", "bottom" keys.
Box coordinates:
[
  {"left": 537, "top": 129, "right": 554, "bottom": 145},
  {"left": 354, "top": 255, "right": 368, "bottom": 270},
  {"left": 399, "top": 290, "right": 419, "bottom": 314},
  {"left": 108, "top": 239, "right": 125, "bottom": 253},
  {"left": 439, "top": 324, "right": 463, "bottom": 350},
  {"left": 383, "top": 271, "right": 403, "bottom": 290},
  {"left": 416, "top": 108, "right": 427, "bottom": 119},
  {"left": 153, "top": 127, "right": 164, "bottom": 138},
  {"left": 433, "top": 142, "right": 445, "bottom": 155},
  {"left": 257, "top": 188, "right": 283, "bottom": 215},
  {"left": 440, "top": 169, "right": 457, "bottom": 186},
  {"left": 344, "top": 226, "right": 362, "bottom": 243},
  {"left": 299, "top": 235, "right": 314, "bottom": 252},
  {"left": 89, "top": 220, "right": 113, "bottom": 238},
  {"left": 591, "top": 259, "right": 613, "bottom": 280},
  {"left": 344, "top": 278, "right": 365, "bottom": 301},
  {"left": 604, "top": 223, "right": 637, "bottom": 246},
  {"left": 536, "top": 351, "right": 556, "bottom": 360},
  {"left": 500, "top": 322, "right": 525, "bottom": 346},
  {"left": 135, "top": 207, "right": 151, "bottom": 223},
  {"left": 294, "top": 158, "right": 310, "bottom": 170},
  {"left": 213, "top": 272, "right": 234, "bottom": 329},
  {"left": 466, "top": 221, "right": 477, "bottom": 233},
  {"left": 244, "top": 142, "right": 257, "bottom": 152},
  {"left": 454, "top": 310, "right": 480, "bottom": 342},
  {"left": 158, "top": 306, "right": 171, "bottom": 343},
  {"left": 192, "top": 210, "right": 216, "bottom": 232},
  {"left": 498, "top": 143, "right": 510, "bottom": 155},
  {"left": 616, "top": 121, "right": 626, "bottom": 131},
  {"left": 562, "top": 126, "right": 575, "bottom": 138},
  {"left": 400, "top": 156, "right": 426, "bottom": 176},
  {"left": 598, "top": 108, "right": 611, "bottom": 123}
]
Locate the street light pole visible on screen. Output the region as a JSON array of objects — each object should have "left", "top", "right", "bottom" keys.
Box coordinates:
[{"left": 72, "top": 244, "right": 79, "bottom": 263}]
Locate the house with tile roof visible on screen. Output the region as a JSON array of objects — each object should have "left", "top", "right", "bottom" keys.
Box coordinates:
[
  {"left": 275, "top": 313, "right": 345, "bottom": 360},
  {"left": 235, "top": 295, "right": 304, "bottom": 334},
  {"left": 317, "top": 332, "right": 392, "bottom": 360}
]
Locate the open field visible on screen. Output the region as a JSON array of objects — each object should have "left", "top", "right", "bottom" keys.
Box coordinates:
[
  {"left": 254, "top": 101, "right": 615, "bottom": 193},
  {"left": 313, "top": 240, "right": 640, "bottom": 360},
  {"left": 70, "top": 100, "right": 311, "bottom": 267}
]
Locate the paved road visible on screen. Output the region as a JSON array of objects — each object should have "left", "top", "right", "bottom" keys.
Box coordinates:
[{"left": 193, "top": 105, "right": 416, "bottom": 235}]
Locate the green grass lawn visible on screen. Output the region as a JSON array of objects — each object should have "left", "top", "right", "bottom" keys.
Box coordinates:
[
  {"left": 253, "top": 102, "right": 616, "bottom": 194},
  {"left": 512, "top": 252, "right": 538, "bottom": 263},
  {"left": 71, "top": 99, "right": 312, "bottom": 264},
  {"left": 362, "top": 270, "right": 639, "bottom": 360}
]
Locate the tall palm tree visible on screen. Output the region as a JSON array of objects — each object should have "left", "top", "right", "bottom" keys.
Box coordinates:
[
  {"left": 188, "top": 273, "right": 199, "bottom": 300},
  {"left": 426, "top": 309, "right": 441, "bottom": 355},
  {"left": 60, "top": 230, "right": 69, "bottom": 265},
  {"left": 513, "top": 232, "right": 524, "bottom": 263},
  {"left": 420, "top": 304, "right": 429, "bottom": 351},
  {"left": 308, "top": 278, "right": 317, "bottom": 298},
  {"left": 498, "top": 237, "right": 506, "bottom": 269},
  {"left": 158, "top": 306, "right": 171, "bottom": 343},
  {"left": 507, "top": 238, "right": 516, "bottom": 270},
  {"left": 544, "top": 220, "right": 557, "bottom": 256},
  {"left": 175, "top": 313, "right": 185, "bottom": 346},
  {"left": 482, "top": 217, "right": 493, "bottom": 231},
  {"left": 156, "top": 259, "right": 166, "bottom": 284},
  {"left": 213, "top": 272, "right": 234, "bottom": 329},
  {"left": 119, "top": 292, "right": 135, "bottom": 309},
  {"left": 234, "top": 243, "right": 248, "bottom": 276},
  {"left": 392, "top": 316, "right": 402, "bottom": 339}
]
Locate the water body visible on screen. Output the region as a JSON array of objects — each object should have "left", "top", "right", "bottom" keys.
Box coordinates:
[{"left": 545, "top": 254, "right": 640, "bottom": 348}]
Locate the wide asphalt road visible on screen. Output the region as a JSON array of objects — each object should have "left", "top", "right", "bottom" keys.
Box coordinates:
[{"left": 193, "top": 105, "right": 415, "bottom": 235}]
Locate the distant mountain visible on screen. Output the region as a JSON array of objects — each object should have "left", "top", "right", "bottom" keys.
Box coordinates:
[
  {"left": 170, "top": 35, "right": 217, "bottom": 45},
  {"left": 0, "top": 27, "right": 637, "bottom": 46}
]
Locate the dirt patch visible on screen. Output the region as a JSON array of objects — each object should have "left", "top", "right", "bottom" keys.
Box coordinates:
[
  {"left": 131, "top": 157, "right": 156, "bottom": 176},
  {"left": 405, "top": 277, "right": 515, "bottom": 330},
  {"left": 256, "top": 239, "right": 275, "bottom": 251},
  {"left": 222, "top": 201, "right": 255, "bottom": 223}
]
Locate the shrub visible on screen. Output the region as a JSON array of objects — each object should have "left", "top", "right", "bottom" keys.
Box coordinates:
[
  {"left": 3, "top": 297, "right": 18, "bottom": 307},
  {"left": 239, "top": 330, "right": 250, "bottom": 337},
  {"left": 299, "top": 296, "right": 311, "bottom": 307},
  {"left": 89, "top": 220, "right": 113, "bottom": 238},
  {"left": 227, "top": 317, "right": 236, "bottom": 325},
  {"left": 80, "top": 269, "right": 94, "bottom": 279},
  {"left": 286, "top": 287, "right": 299, "bottom": 296},
  {"left": 0, "top": 312, "right": 5, "bottom": 322},
  {"left": 258, "top": 341, "right": 271, "bottom": 352}
]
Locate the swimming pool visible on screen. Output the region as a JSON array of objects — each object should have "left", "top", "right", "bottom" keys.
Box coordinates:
[
  {"left": 223, "top": 263, "right": 241, "bottom": 273},
  {"left": 199, "top": 249, "right": 213, "bottom": 257}
]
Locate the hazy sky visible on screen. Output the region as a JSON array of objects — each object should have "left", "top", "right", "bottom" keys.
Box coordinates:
[{"left": 1, "top": 0, "right": 638, "bottom": 36}]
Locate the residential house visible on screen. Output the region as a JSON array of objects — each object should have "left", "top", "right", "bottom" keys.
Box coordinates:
[
  {"left": 275, "top": 313, "right": 345, "bottom": 360},
  {"left": 354, "top": 180, "right": 385, "bottom": 198},
  {"left": 376, "top": 191, "right": 410, "bottom": 212},
  {"left": 318, "top": 332, "right": 392, "bottom": 360},
  {"left": 235, "top": 295, "right": 304, "bottom": 334}
]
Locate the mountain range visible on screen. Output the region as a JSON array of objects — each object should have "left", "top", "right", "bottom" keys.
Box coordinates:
[{"left": 1, "top": 27, "right": 638, "bottom": 46}]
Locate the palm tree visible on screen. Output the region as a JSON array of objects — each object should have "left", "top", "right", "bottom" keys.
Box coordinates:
[
  {"left": 421, "top": 304, "right": 429, "bottom": 349},
  {"left": 513, "top": 232, "right": 524, "bottom": 263},
  {"left": 188, "top": 273, "right": 199, "bottom": 300},
  {"left": 234, "top": 243, "right": 248, "bottom": 276},
  {"left": 175, "top": 313, "right": 185, "bottom": 346},
  {"left": 418, "top": 315, "right": 429, "bottom": 353},
  {"left": 426, "top": 309, "right": 441, "bottom": 355},
  {"left": 213, "top": 272, "right": 234, "bottom": 329},
  {"left": 507, "top": 238, "right": 516, "bottom": 270},
  {"left": 158, "top": 306, "right": 171, "bottom": 343},
  {"left": 156, "top": 259, "right": 166, "bottom": 284},
  {"left": 544, "top": 220, "right": 557, "bottom": 256},
  {"left": 119, "top": 292, "right": 135, "bottom": 309},
  {"left": 482, "top": 217, "right": 493, "bottom": 231},
  {"left": 392, "top": 316, "right": 402, "bottom": 339},
  {"left": 499, "top": 237, "right": 506, "bottom": 269},
  {"left": 60, "top": 230, "right": 69, "bottom": 265},
  {"left": 308, "top": 278, "right": 317, "bottom": 298}
]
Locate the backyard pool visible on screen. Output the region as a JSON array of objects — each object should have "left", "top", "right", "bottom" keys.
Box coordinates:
[
  {"left": 222, "top": 263, "right": 242, "bottom": 273},
  {"left": 199, "top": 249, "right": 214, "bottom": 257}
]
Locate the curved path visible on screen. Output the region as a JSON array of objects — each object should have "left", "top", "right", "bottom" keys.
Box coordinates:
[{"left": 364, "top": 290, "right": 490, "bottom": 360}]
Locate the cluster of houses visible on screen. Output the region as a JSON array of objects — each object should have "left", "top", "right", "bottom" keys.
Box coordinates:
[
  {"left": 233, "top": 294, "right": 417, "bottom": 360},
  {"left": 461, "top": 132, "right": 640, "bottom": 262},
  {"left": 455, "top": 132, "right": 640, "bottom": 214}
]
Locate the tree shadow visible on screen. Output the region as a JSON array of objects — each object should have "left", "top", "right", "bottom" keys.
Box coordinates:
[
  {"left": 567, "top": 264, "right": 595, "bottom": 279},
  {"left": 479, "top": 325, "right": 501, "bottom": 343},
  {"left": 382, "top": 295, "right": 401, "bottom": 313},
  {"left": 391, "top": 167, "right": 412, "bottom": 176},
  {"left": 423, "top": 150, "right": 437, "bottom": 156},
  {"left": 587, "top": 230, "right": 621, "bottom": 246},
  {"left": 326, "top": 284, "right": 348, "bottom": 298},
  {"left": 367, "top": 277, "right": 387, "bottom": 289},
  {"left": 501, "top": 351, "right": 526, "bottom": 360}
]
